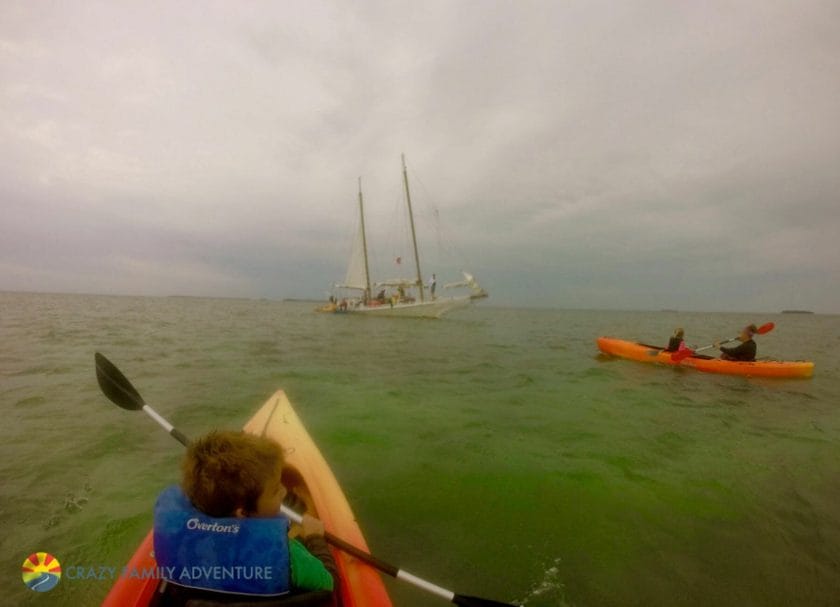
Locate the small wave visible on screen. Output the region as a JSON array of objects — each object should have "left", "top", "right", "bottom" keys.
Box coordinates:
[
  {"left": 42, "top": 477, "right": 95, "bottom": 530},
  {"left": 565, "top": 365, "right": 615, "bottom": 385},
  {"left": 516, "top": 374, "right": 535, "bottom": 387},
  {"left": 515, "top": 557, "right": 571, "bottom": 606},
  {"left": 16, "top": 395, "right": 47, "bottom": 407}
]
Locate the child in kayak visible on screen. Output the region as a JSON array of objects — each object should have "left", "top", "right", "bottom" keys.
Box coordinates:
[
  {"left": 153, "top": 430, "right": 336, "bottom": 603},
  {"left": 716, "top": 324, "right": 758, "bottom": 361},
  {"left": 664, "top": 328, "right": 687, "bottom": 353}
]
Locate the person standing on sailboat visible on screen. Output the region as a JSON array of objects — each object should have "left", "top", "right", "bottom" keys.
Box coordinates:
[{"left": 428, "top": 274, "right": 437, "bottom": 300}]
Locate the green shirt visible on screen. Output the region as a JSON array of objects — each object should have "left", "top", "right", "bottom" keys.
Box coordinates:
[{"left": 289, "top": 538, "right": 334, "bottom": 591}]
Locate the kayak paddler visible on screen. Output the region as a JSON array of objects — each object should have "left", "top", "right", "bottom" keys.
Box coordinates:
[
  {"left": 715, "top": 324, "right": 758, "bottom": 361},
  {"left": 153, "top": 430, "right": 337, "bottom": 603},
  {"left": 664, "top": 328, "right": 688, "bottom": 353}
]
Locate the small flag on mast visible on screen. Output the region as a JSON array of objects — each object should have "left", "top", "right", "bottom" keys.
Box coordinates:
[{"left": 395, "top": 256, "right": 401, "bottom": 265}]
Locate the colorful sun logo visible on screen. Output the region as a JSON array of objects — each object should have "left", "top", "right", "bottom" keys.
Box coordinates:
[{"left": 21, "top": 552, "right": 62, "bottom": 592}]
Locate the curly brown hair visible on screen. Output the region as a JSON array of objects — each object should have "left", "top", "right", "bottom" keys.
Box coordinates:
[{"left": 181, "top": 430, "right": 284, "bottom": 517}]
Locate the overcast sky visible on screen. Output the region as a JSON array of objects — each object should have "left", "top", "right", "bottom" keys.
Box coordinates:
[{"left": 2, "top": 1, "right": 838, "bottom": 312}]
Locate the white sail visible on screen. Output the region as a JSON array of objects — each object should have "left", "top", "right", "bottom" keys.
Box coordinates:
[{"left": 337, "top": 220, "right": 368, "bottom": 290}]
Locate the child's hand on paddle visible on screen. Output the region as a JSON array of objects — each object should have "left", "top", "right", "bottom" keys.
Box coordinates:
[{"left": 301, "top": 513, "right": 325, "bottom": 538}]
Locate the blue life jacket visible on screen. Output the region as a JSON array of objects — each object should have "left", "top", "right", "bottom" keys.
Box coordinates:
[{"left": 153, "top": 485, "right": 291, "bottom": 596}]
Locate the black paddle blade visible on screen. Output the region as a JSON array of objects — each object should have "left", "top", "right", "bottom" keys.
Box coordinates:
[
  {"left": 454, "top": 595, "right": 521, "bottom": 607},
  {"left": 94, "top": 352, "right": 145, "bottom": 410}
]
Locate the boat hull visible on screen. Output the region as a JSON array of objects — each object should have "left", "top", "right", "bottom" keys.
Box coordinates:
[
  {"left": 337, "top": 295, "right": 473, "bottom": 318},
  {"left": 102, "top": 390, "right": 392, "bottom": 606},
  {"left": 597, "top": 337, "right": 814, "bottom": 379}
]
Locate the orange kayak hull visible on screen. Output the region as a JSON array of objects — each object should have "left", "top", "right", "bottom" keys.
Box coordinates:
[{"left": 597, "top": 337, "right": 814, "bottom": 379}]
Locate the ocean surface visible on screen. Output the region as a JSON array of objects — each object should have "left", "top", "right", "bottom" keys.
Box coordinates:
[{"left": 2, "top": 291, "right": 839, "bottom": 606}]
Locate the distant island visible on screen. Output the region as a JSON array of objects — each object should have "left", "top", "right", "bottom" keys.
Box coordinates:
[{"left": 781, "top": 310, "right": 814, "bottom": 314}]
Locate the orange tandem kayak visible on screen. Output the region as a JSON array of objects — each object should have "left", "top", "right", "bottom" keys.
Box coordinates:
[
  {"left": 597, "top": 337, "right": 814, "bottom": 379},
  {"left": 102, "top": 390, "right": 392, "bottom": 606}
]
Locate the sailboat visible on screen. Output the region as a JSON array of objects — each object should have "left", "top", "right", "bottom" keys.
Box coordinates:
[{"left": 319, "top": 155, "right": 487, "bottom": 318}]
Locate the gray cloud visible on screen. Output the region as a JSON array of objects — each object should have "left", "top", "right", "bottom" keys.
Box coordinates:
[{"left": 1, "top": 1, "right": 838, "bottom": 311}]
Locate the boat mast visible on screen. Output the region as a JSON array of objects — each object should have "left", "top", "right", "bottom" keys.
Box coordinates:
[
  {"left": 401, "top": 154, "right": 424, "bottom": 302},
  {"left": 358, "top": 177, "right": 372, "bottom": 302}
]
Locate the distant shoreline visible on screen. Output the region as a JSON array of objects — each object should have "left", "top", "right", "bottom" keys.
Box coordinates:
[{"left": 1, "top": 291, "right": 835, "bottom": 315}]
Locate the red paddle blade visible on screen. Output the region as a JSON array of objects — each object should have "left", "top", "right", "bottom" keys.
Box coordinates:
[
  {"left": 757, "top": 322, "right": 775, "bottom": 335},
  {"left": 671, "top": 348, "right": 695, "bottom": 362}
]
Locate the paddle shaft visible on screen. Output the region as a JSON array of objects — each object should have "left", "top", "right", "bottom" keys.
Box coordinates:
[
  {"left": 272, "top": 502, "right": 456, "bottom": 601},
  {"left": 96, "top": 354, "right": 514, "bottom": 607},
  {"left": 671, "top": 336, "right": 740, "bottom": 362},
  {"left": 142, "top": 404, "right": 190, "bottom": 447},
  {"left": 694, "top": 337, "right": 737, "bottom": 354},
  {"left": 319, "top": 528, "right": 457, "bottom": 602}
]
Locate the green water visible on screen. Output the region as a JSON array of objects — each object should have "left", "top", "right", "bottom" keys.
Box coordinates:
[{"left": 2, "top": 292, "right": 839, "bottom": 606}]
